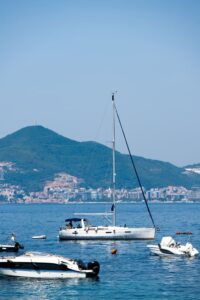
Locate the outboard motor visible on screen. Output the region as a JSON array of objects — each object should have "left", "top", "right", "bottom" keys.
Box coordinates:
[
  {"left": 15, "top": 242, "right": 24, "bottom": 250},
  {"left": 87, "top": 261, "right": 100, "bottom": 276}
]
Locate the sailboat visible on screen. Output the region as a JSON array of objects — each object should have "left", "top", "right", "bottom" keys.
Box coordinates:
[{"left": 59, "top": 94, "right": 156, "bottom": 240}]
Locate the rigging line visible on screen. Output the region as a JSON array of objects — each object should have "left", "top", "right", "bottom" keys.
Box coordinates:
[
  {"left": 83, "top": 99, "right": 110, "bottom": 176},
  {"left": 114, "top": 103, "right": 156, "bottom": 228},
  {"left": 82, "top": 98, "right": 112, "bottom": 213}
]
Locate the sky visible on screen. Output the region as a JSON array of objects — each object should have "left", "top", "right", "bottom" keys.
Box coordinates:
[{"left": 0, "top": 0, "right": 200, "bottom": 167}]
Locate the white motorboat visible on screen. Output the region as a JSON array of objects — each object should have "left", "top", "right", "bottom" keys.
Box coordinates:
[
  {"left": 147, "top": 235, "right": 199, "bottom": 257},
  {"left": 0, "top": 242, "right": 24, "bottom": 253},
  {"left": 0, "top": 252, "right": 100, "bottom": 279},
  {"left": 0, "top": 233, "right": 24, "bottom": 252},
  {"left": 59, "top": 94, "right": 156, "bottom": 241}
]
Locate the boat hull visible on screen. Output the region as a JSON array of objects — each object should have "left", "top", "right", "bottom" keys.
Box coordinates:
[
  {"left": 59, "top": 226, "right": 155, "bottom": 240},
  {"left": 32, "top": 235, "right": 46, "bottom": 240},
  {"left": 147, "top": 245, "right": 179, "bottom": 257},
  {"left": 147, "top": 244, "right": 199, "bottom": 257},
  {"left": 0, "top": 242, "right": 23, "bottom": 252},
  {"left": 0, "top": 268, "right": 87, "bottom": 279},
  {"left": 0, "top": 246, "right": 19, "bottom": 252}
]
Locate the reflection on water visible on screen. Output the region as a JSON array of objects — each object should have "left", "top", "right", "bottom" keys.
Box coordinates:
[{"left": 0, "top": 276, "right": 100, "bottom": 300}]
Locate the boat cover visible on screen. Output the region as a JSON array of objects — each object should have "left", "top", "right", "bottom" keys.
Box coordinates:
[
  {"left": 65, "top": 218, "right": 87, "bottom": 222},
  {"left": 160, "top": 236, "right": 176, "bottom": 248}
]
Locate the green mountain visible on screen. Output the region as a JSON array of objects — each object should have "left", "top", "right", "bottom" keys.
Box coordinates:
[{"left": 0, "top": 125, "right": 199, "bottom": 192}]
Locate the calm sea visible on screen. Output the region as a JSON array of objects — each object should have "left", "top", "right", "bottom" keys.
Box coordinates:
[{"left": 0, "top": 203, "right": 200, "bottom": 300}]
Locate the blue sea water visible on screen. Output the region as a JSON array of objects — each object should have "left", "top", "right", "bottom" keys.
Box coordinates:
[{"left": 0, "top": 202, "right": 200, "bottom": 300}]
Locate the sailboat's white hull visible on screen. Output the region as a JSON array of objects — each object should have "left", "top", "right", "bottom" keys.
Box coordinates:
[{"left": 59, "top": 226, "right": 155, "bottom": 240}]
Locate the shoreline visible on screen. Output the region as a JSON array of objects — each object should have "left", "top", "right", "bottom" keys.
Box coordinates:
[{"left": 0, "top": 200, "right": 200, "bottom": 205}]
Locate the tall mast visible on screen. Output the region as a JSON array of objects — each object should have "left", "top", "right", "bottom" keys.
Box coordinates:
[{"left": 112, "top": 93, "right": 116, "bottom": 226}]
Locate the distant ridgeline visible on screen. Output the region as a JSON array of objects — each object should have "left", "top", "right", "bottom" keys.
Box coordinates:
[{"left": 0, "top": 125, "right": 200, "bottom": 192}]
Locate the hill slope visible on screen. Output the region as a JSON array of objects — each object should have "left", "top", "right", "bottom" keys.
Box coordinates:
[{"left": 0, "top": 126, "right": 199, "bottom": 191}]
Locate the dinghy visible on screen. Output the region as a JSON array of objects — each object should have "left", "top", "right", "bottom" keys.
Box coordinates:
[{"left": 32, "top": 235, "right": 47, "bottom": 239}]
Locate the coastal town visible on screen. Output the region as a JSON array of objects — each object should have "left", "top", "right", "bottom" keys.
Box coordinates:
[{"left": 1, "top": 169, "right": 200, "bottom": 204}]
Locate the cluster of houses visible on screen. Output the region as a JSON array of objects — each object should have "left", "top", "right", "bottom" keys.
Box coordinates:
[{"left": 1, "top": 170, "right": 200, "bottom": 204}]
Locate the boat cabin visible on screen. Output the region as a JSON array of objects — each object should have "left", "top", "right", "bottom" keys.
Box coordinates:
[{"left": 65, "top": 218, "right": 90, "bottom": 229}]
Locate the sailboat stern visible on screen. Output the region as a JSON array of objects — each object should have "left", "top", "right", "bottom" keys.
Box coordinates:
[{"left": 109, "top": 226, "right": 156, "bottom": 240}]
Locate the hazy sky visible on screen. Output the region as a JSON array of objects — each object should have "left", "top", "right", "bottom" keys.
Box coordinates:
[{"left": 0, "top": 0, "right": 200, "bottom": 167}]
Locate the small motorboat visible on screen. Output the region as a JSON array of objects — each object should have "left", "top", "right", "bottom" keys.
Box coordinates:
[
  {"left": 32, "top": 235, "right": 47, "bottom": 239},
  {"left": 147, "top": 235, "right": 199, "bottom": 257},
  {"left": 0, "top": 252, "right": 100, "bottom": 279},
  {"left": 0, "top": 234, "right": 24, "bottom": 253},
  {"left": 0, "top": 242, "right": 24, "bottom": 253}
]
